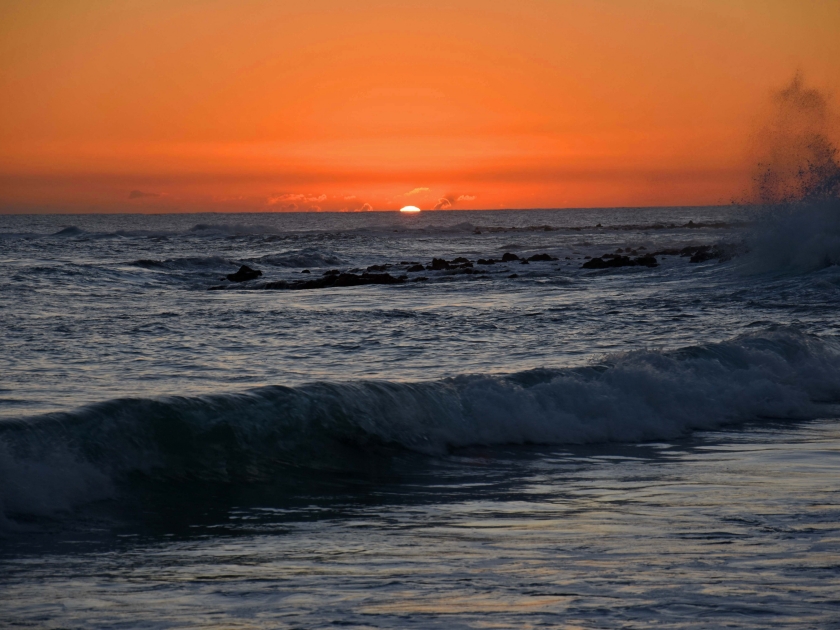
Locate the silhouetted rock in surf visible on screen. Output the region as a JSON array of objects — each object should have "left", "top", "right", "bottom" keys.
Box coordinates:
[
  {"left": 527, "top": 253, "right": 558, "bottom": 262},
  {"left": 429, "top": 258, "right": 451, "bottom": 270},
  {"left": 250, "top": 272, "right": 407, "bottom": 291},
  {"left": 634, "top": 255, "right": 659, "bottom": 267},
  {"left": 582, "top": 255, "right": 658, "bottom": 269},
  {"left": 501, "top": 252, "right": 520, "bottom": 262},
  {"left": 407, "top": 264, "right": 425, "bottom": 272},
  {"left": 226, "top": 265, "right": 262, "bottom": 282}
]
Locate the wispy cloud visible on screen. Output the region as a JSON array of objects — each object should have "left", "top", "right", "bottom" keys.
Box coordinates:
[
  {"left": 267, "top": 193, "right": 302, "bottom": 205},
  {"left": 405, "top": 187, "right": 430, "bottom": 196},
  {"left": 267, "top": 192, "right": 326, "bottom": 206},
  {"left": 433, "top": 197, "right": 452, "bottom": 210},
  {"left": 359, "top": 203, "right": 373, "bottom": 211},
  {"left": 344, "top": 195, "right": 357, "bottom": 200},
  {"left": 457, "top": 194, "right": 476, "bottom": 201}
]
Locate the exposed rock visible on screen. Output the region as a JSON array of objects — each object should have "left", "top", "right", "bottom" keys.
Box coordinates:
[
  {"left": 501, "top": 252, "right": 520, "bottom": 262},
  {"left": 226, "top": 265, "right": 262, "bottom": 282},
  {"left": 257, "top": 272, "right": 407, "bottom": 291},
  {"left": 477, "top": 258, "right": 497, "bottom": 265},
  {"left": 527, "top": 253, "right": 558, "bottom": 262},
  {"left": 407, "top": 264, "right": 425, "bottom": 272},
  {"left": 451, "top": 257, "right": 470, "bottom": 264},
  {"left": 581, "top": 255, "right": 658, "bottom": 269},
  {"left": 429, "top": 258, "right": 451, "bottom": 270},
  {"left": 366, "top": 264, "right": 390, "bottom": 272},
  {"left": 634, "top": 255, "right": 658, "bottom": 266},
  {"left": 301, "top": 269, "right": 310, "bottom": 274}
]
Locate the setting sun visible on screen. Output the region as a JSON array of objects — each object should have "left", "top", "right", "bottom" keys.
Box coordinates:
[
  {"left": 399, "top": 206, "right": 421, "bottom": 213},
  {"left": 2, "top": 1, "right": 839, "bottom": 213}
]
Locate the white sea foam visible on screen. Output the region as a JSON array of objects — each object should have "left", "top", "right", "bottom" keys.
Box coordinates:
[{"left": 2, "top": 327, "right": 837, "bottom": 522}]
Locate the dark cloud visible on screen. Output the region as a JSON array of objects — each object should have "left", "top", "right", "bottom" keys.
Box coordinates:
[
  {"left": 128, "top": 190, "right": 160, "bottom": 199},
  {"left": 433, "top": 197, "right": 452, "bottom": 210}
]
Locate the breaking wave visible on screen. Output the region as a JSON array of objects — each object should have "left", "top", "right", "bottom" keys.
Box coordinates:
[
  {"left": 51, "top": 226, "right": 86, "bottom": 237},
  {"left": 1, "top": 327, "right": 838, "bottom": 522},
  {"left": 130, "top": 255, "right": 232, "bottom": 271},
  {"left": 743, "top": 199, "right": 840, "bottom": 273}
]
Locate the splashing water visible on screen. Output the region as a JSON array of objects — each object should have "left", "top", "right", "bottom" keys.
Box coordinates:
[{"left": 752, "top": 73, "right": 840, "bottom": 204}]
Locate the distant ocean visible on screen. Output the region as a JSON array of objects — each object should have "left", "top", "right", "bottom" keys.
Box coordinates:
[{"left": 2, "top": 205, "right": 839, "bottom": 628}]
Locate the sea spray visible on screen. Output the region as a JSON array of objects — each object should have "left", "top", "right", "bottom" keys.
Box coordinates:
[{"left": 752, "top": 72, "right": 840, "bottom": 205}]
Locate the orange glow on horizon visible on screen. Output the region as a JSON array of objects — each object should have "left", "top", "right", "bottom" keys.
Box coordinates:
[{"left": 1, "top": 1, "right": 839, "bottom": 212}]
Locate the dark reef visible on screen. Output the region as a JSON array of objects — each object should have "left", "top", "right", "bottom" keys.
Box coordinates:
[{"left": 226, "top": 265, "right": 263, "bottom": 282}]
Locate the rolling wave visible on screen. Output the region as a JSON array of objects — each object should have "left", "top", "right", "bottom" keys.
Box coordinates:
[{"left": 1, "top": 327, "right": 838, "bottom": 522}]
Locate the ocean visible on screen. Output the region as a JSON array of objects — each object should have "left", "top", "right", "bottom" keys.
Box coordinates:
[{"left": 1, "top": 205, "right": 839, "bottom": 628}]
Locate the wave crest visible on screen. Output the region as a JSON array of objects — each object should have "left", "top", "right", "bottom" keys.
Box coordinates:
[{"left": 1, "top": 327, "right": 839, "bottom": 520}]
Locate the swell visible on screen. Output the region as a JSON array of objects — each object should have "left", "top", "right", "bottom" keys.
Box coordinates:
[
  {"left": 1, "top": 327, "right": 839, "bottom": 521},
  {"left": 24, "top": 218, "right": 746, "bottom": 242}
]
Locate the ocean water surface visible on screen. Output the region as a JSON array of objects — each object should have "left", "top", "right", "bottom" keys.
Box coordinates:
[{"left": 1, "top": 206, "right": 839, "bottom": 628}]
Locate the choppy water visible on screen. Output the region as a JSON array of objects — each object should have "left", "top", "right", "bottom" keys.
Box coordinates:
[{"left": 2, "top": 205, "right": 840, "bottom": 628}]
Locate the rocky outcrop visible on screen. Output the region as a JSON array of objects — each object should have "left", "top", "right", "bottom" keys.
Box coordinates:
[
  {"left": 226, "top": 265, "right": 263, "bottom": 282},
  {"left": 651, "top": 244, "right": 741, "bottom": 263},
  {"left": 582, "top": 255, "right": 658, "bottom": 269},
  {"left": 259, "top": 272, "right": 407, "bottom": 291}
]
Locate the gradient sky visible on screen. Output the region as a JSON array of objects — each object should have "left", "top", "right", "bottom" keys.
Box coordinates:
[{"left": 1, "top": 0, "right": 839, "bottom": 213}]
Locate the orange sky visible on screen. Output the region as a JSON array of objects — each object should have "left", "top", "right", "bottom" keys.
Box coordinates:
[{"left": 1, "top": 0, "right": 839, "bottom": 213}]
